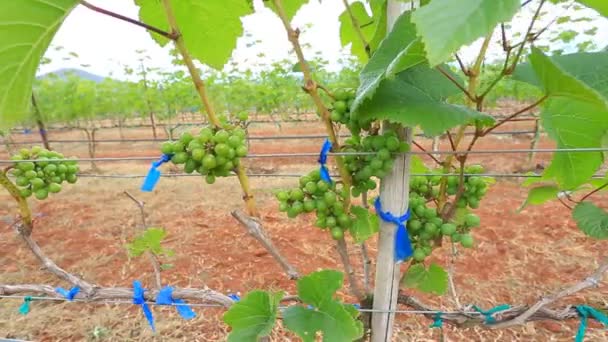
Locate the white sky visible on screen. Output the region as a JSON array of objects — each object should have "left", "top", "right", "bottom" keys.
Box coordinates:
[{"left": 39, "top": 0, "right": 607, "bottom": 80}]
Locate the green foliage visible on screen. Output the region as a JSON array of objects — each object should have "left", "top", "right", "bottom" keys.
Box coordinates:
[
  {"left": 223, "top": 290, "right": 283, "bottom": 342},
  {"left": 350, "top": 13, "right": 420, "bottom": 113},
  {"left": 264, "top": 0, "right": 311, "bottom": 21},
  {"left": 0, "top": 0, "right": 79, "bottom": 127},
  {"left": 576, "top": 0, "right": 608, "bottom": 17},
  {"left": 410, "top": 0, "right": 520, "bottom": 66},
  {"left": 127, "top": 227, "right": 174, "bottom": 257},
  {"left": 135, "top": 0, "right": 253, "bottom": 69},
  {"left": 572, "top": 202, "right": 608, "bottom": 239},
  {"left": 525, "top": 49, "right": 608, "bottom": 189},
  {"left": 402, "top": 263, "right": 448, "bottom": 295},
  {"left": 283, "top": 270, "right": 364, "bottom": 342},
  {"left": 349, "top": 206, "right": 380, "bottom": 243},
  {"left": 339, "top": 1, "right": 375, "bottom": 61},
  {"left": 519, "top": 185, "right": 560, "bottom": 211},
  {"left": 355, "top": 65, "right": 494, "bottom": 137}
]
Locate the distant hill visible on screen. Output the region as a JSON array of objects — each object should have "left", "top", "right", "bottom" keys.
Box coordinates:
[{"left": 38, "top": 68, "right": 105, "bottom": 83}]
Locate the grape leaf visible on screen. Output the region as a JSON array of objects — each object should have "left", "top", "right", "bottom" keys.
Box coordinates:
[
  {"left": 518, "top": 185, "right": 559, "bottom": 211},
  {"left": 410, "top": 155, "right": 430, "bottom": 174},
  {"left": 283, "top": 270, "right": 363, "bottom": 342},
  {"left": 516, "top": 52, "right": 608, "bottom": 100},
  {"left": 402, "top": 263, "right": 448, "bottom": 295},
  {"left": 127, "top": 227, "right": 173, "bottom": 257},
  {"left": 410, "top": 0, "right": 520, "bottom": 66},
  {"left": 223, "top": 290, "right": 283, "bottom": 342},
  {"left": 134, "top": 0, "right": 253, "bottom": 70},
  {"left": 576, "top": 0, "right": 608, "bottom": 17},
  {"left": 572, "top": 202, "right": 608, "bottom": 239},
  {"left": 355, "top": 65, "right": 495, "bottom": 137},
  {"left": 350, "top": 12, "right": 421, "bottom": 113},
  {"left": 527, "top": 48, "right": 608, "bottom": 189},
  {"left": 339, "top": 1, "right": 376, "bottom": 62},
  {"left": 264, "top": 0, "right": 311, "bottom": 21},
  {"left": 349, "top": 206, "right": 379, "bottom": 243},
  {"left": 368, "top": 0, "right": 387, "bottom": 53},
  {"left": 0, "top": 0, "right": 79, "bottom": 127}
]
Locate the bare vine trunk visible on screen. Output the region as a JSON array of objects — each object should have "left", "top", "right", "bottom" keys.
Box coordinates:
[{"left": 82, "top": 128, "right": 99, "bottom": 171}]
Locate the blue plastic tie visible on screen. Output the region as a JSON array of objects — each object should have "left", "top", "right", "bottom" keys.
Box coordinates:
[
  {"left": 23, "top": 129, "right": 31, "bottom": 134},
  {"left": 575, "top": 305, "right": 608, "bottom": 342},
  {"left": 472, "top": 304, "right": 510, "bottom": 324},
  {"left": 352, "top": 303, "right": 361, "bottom": 310},
  {"left": 141, "top": 154, "right": 172, "bottom": 192},
  {"left": 374, "top": 197, "right": 413, "bottom": 262},
  {"left": 156, "top": 286, "right": 196, "bottom": 320},
  {"left": 228, "top": 294, "right": 241, "bottom": 302},
  {"left": 55, "top": 286, "right": 80, "bottom": 301},
  {"left": 132, "top": 281, "right": 155, "bottom": 332},
  {"left": 18, "top": 296, "right": 32, "bottom": 315},
  {"left": 429, "top": 312, "right": 443, "bottom": 329},
  {"left": 318, "top": 139, "right": 332, "bottom": 183}
]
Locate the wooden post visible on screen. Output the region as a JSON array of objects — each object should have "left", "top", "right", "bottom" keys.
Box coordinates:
[{"left": 371, "top": 1, "right": 412, "bottom": 341}]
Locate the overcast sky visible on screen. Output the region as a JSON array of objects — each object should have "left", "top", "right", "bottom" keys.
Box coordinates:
[{"left": 40, "top": 0, "right": 607, "bottom": 80}]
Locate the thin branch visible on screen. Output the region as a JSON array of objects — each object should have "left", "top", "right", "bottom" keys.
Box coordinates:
[
  {"left": 454, "top": 54, "right": 469, "bottom": 76},
  {"left": 446, "top": 131, "right": 456, "bottom": 151},
  {"left": 500, "top": 23, "right": 509, "bottom": 52},
  {"left": 336, "top": 238, "right": 365, "bottom": 300},
  {"left": 231, "top": 210, "right": 300, "bottom": 280},
  {"left": 80, "top": 1, "right": 177, "bottom": 40},
  {"left": 580, "top": 182, "right": 608, "bottom": 202},
  {"left": 436, "top": 66, "right": 475, "bottom": 102},
  {"left": 412, "top": 140, "right": 443, "bottom": 167},
  {"left": 124, "top": 191, "right": 162, "bottom": 290},
  {"left": 447, "top": 243, "right": 461, "bottom": 308},
  {"left": 481, "top": 96, "right": 547, "bottom": 136},
  {"left": 360, "top": 191, "right": 372, "bottom": 294},
  {"left": 507, "top": 0, "right": 546, "bottom": 74}
]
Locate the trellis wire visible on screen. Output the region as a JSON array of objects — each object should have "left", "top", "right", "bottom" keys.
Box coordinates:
[
  {"left": 1, "top": 130, "right": 542, "bottom": 146},
  {"left": 0, "top": 294, "right": 487, "bottom": 315},
  {"left": 66, "top": 173, "right": 608, "bottom": 179},
  {"left": 2, "top": 147, "right": 608, "bottom": 165}
]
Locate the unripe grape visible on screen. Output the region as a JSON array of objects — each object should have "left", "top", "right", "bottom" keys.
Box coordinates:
[
  {"left": 205, "top": 174, "right": 216, "bottom": 184},
  {"left": 440, "top": 223, "right": 457, "bottom": 236},
  {"left": 34, "top": 188, "right": 48, "bottom": 200},
  {"left": 460, "top": 234, "right": 474, "bottom": 248},
  {"left": 413, "top": 249, "right": 426, "bottom": 262},
  {"left": 330, "top": 227, "right": 344, "bottom": 240},
  {"left": 464, "top": 213, "right": 480, "bottom": 227},
  {"left": 48, "top": 183, "right": 62, "bottom": 193}
]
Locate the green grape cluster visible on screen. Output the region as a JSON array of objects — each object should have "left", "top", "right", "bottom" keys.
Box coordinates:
[
  {"left": 275, "top": 170, "right": 352, "bottom": 240},
  {"left": 160, "top": 125, "right": 248, "bottom": 184},
  {"left": 9, "top": 147, "right": 79, "bottom": 200},
  {"left": 342, "top": 131, "right": 409, "bottom": 197},
  {"left": 448, "top": 165, "right": 488, "bottom": 209},
  {"left": 329, "top": 88, "right": 373, "bottom": 134}
]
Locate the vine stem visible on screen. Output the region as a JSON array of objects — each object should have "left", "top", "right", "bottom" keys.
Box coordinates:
[
  {"left": 0, "top": 170, "right": 33, "bottom": 236},
  {"left": 580, "top": 182, "right": 608, "bottom": 202},
  {"left": 160, "top": 0, "right": 258, "bottom": 216},
  {"left": 272, "top": 0, "right": 363, "bottom": 300},
  {"left": 341, "top": 0, "right": 371, "bottom": 57}
]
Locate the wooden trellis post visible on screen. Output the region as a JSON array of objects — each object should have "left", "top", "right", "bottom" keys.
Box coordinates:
[{"left": 371, "top": 1, "right": 413, "bottom": 341}]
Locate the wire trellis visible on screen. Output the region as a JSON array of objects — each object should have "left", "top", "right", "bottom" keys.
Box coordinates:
[{"left": 2, "top": 147, "right": 608, "bottom": 165}]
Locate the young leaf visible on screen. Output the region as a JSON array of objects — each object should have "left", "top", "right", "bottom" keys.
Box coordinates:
[
  {"left": 223, "top": 290, "right": 283, "bottom": 342},
  {"left": 576, "top": 0, "right": 608, "bottom": 17},
  {"left": 355, "top": 65, "right": 494, "bottom": 137},
  {"left": 265, "top": 0, "right": 311, "bottom": 22},
  {"left": 527, "top": 48, "right": 608, "bottom": 189},
  {"left": 349, "top": 206, "right": 379, "bottom": 243},
  {"left": 0, "top": 0, "right": 79, "bottom": 127},
  {"left": 410, "top": 155, "right": 430, "bottom": 174},
  {"left": 283, "top": 270, "right": 364, "bottom": 342},
  {"left": 572, "top": 202, "right": 608, "bottom": 239},
  {"left": 339, "top": 1, "right": 376, "bottom": 62},
  {"left": 127, "top": 227, "right": 172, "bottom": 257},
  {"left": 411, "top": 0, "right": 520, "bottom": 66},
  {"left": 402, "top": 263, "right": 448, "bottom": 295},
  {"left": 134, "top": 0, "right": 253, "bottom": 70},
  {"left": 518, "top": 185, "right": 559, "bottom": 211},
  {"left": 350, "top": 13, "right": 421, "bottom": 113}
]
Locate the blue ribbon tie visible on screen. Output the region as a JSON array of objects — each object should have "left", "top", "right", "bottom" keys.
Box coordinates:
[
  {"left": 318, "top": 139, "right": 332, "bottom": 183},
  {"left": 55, "top": 286, "right": 80, "bottom": 301},
  {"left": 228, "top": 294, "right": 241, "bottom": 302},
  {"left": 429, "top": 312, "right": 443, "bottom": 329},
  {"left": 141, "top": 154, "right": 172, "bottom": 192},
  {"left": 575, "top": 305, "right": 608, "bottom": 342},
  {"left": 133, "top": 280, "right": 155, "bottom": 332},
  {"left": 19, "top": 296, "right": 32, "bottom": 315},
  {"left": 374, "top": 198, "right": 412, "bottom": 262},
  {"left": 156, "top": 286, "right": 196, "bottom": 320},
  {"left": 472, "top": 304, "right": 510, "bottom": 324}
]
